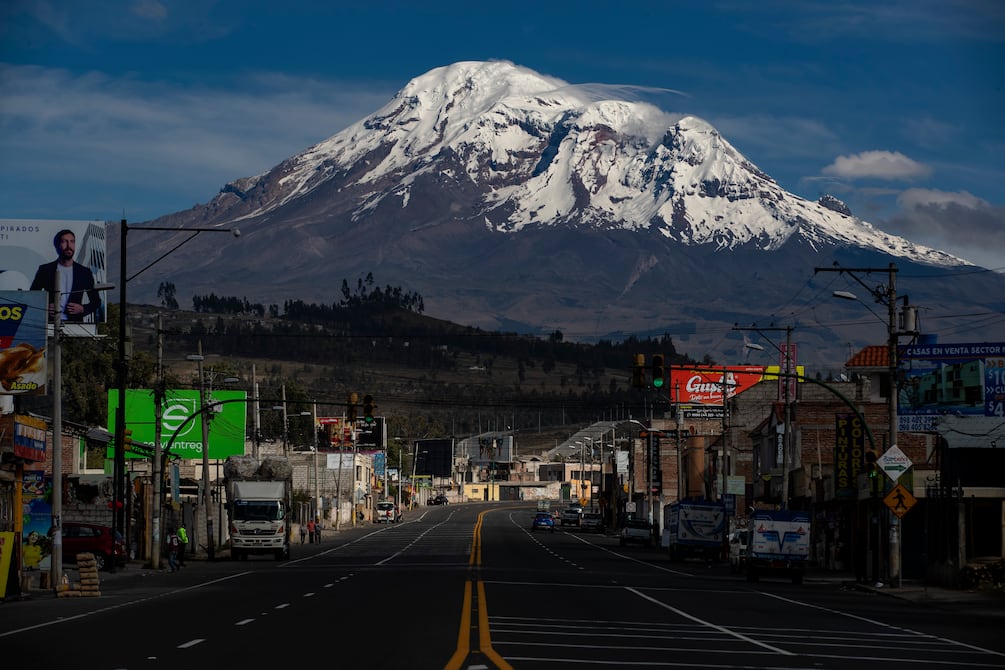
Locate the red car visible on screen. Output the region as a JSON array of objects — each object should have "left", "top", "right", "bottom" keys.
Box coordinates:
[{"left": 56, "top": 522, "right": 127, "bottom": 571}]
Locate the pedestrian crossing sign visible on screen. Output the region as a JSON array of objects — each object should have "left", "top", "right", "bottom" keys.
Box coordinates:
[{"left": 884, "top": 483, "right": 917, "bottom": 518}]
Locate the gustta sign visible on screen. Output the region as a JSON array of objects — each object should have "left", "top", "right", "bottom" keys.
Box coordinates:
[
  {"left": 668, "top": 366, "right": 766, "bottom": 405},
  {"left": 107, "top": 389, "right": 247, "bottom": 459}
]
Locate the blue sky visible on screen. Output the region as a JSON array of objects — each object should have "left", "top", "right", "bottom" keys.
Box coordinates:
[{"left": 2, "top": 1, "right": 1003, "bottom": 270}]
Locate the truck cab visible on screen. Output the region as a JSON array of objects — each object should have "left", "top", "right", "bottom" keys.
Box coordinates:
[{"left": 228, "top": 480, "right": 291, "bottom": 561}]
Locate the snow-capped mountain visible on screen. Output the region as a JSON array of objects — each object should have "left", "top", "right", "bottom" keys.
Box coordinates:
[{"left": 123, "top": 60, "right": 1002, "bottom": 369}]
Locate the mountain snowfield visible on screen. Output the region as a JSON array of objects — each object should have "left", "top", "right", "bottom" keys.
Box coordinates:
[
  {"left": 237, "top": 60, "right": 963, "bottom": 266},
  {"left": 128, "top": 60, "right": 1001, "bottom": 369}
]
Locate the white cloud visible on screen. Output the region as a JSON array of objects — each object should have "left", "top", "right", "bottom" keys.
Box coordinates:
[
  {"left": 0, "top": 63, "right": 394, "bottom": 219},
  {"left": 822, "top": 150, "right": 932, "bottom": 180},
  {"left": 897, "top": 188, "right": 987, "bottom": 210},
  {"left": 130, "top": 0, "right": 167, "bottom": 21},
  {"left": 882, "top": 188, "right": 1005, "bottom": 270}
]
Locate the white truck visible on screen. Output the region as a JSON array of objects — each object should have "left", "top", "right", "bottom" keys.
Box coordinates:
[
  {"left": 744, "top": 510, "right": 811, "bottom": 584},
  {"left": 664, "top": 500, "right": 725, "bottom": 562},
  {"left": 224, "top": 456, "right": 292, "bottom": 561}
]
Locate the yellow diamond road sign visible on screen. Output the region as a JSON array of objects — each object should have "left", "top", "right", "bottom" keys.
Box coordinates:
[{"left": 884, "top": 483, "right": 917, "bottom": 518}]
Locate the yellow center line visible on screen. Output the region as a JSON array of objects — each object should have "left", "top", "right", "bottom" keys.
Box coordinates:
[{"left": 444, "top": 508, "right": 516, "bottom": 670}]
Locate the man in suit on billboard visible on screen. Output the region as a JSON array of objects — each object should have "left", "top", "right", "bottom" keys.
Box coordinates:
[{"left": 30, "top": 228, "right": 101, "bottom": 323}]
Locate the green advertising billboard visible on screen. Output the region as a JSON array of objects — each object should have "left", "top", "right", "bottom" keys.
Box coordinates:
[{"left": 107, "top": 389, "right": 247, "bottom": 459}]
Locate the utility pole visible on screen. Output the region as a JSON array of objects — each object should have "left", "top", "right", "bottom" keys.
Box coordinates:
[
  {"left": 675, "top": 382, "right": 684, "bottom": 502},
  {"left": 252, "top": 363, "right": 260, "bottom": 459},
  {"left": 281, "top": 384, "right": 288, "bottom": 456},
  {"left": 734, "top": 324, "right": 795, "bottom": 509},
  {"left": 816, "top": 262, "right": 904, "bottom": 586},
  {"left": 312, "top": 402, "right": 319, "bottom": 520},
  {"left": 49, "top": 288, "right": 63, "bottom": 591},
  {"left": 150, "top": 314, "right": 164, "bottom": 569},
  {"left": 192, "top": 341, "right": 214, "bottom": 561},
  {"left": 721, "top": 366, "right": 729, "bottom": 559}
]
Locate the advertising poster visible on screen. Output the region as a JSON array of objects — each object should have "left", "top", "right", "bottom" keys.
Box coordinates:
[
  {"left": 0, "top": 219, "right": 108, "bottom": 334},
  {"left": 14, "top": 413, "right": 48, "bottom": 462},
  {"left": 834, "top": 413, "right": 866, "bottom": 498},
  {"left": 107, "top": 389, "right": 248, "bottom": 459},
  {"left": 898, "top": 342, "right": 1005, "bottom": 417},
  {"left": 668, "top": 366, "right": 766, "bottom": 405},
  {"left": 21, "top": 471, "right": 52, "bottom": 572},
  {"left": 898, "top": 342, "right": 1005, "bottom": 448},
  {"left": 0, "top": 290, "right": 48, "bottom": 395},
  {"left": 0, "top": 531, "right": 16, "bottom": 598}
]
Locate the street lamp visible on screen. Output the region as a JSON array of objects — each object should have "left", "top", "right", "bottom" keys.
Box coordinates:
[
  {"left": 50, "top": 283, "right": 113, "bottom": 589},
  {"left": 113, "top": 220, "right": 239, "bottom": 567},
  {"left": 410, "top": 446, "right": 428, "bottom": 509},
  {"left": 819, "top": 262, "right": 913, "bottom": 587},
  {"left": 737, "top": 324, "right": 794, "bottom": 509},
  {"left": 185, "top": 346, "right": 215, "bottom": 560},
  {"left": 583, "top": 436, "right": 596, "bottom": 509},
  {"left": 301, "top": 408, "right": 319, "bottom": 521}
]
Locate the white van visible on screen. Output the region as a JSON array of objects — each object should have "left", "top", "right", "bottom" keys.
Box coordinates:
[{"left": 376, "top": 501, "right": 402, "bottom": 523}]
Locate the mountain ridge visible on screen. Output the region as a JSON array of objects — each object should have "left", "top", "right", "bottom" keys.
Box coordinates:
[{"left": 118, "top": 60, "right": 1003, "bottom": 369}]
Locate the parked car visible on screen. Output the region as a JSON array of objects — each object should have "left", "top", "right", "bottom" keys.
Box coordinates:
[
  {"left": 729, "top": 529, "right": 748, "bottom": 573},
  {"left": 619, "top": 519, "right": 653, "bottom": 547},
  {"left": 532, "top": 512, "right": 555, "bottom": 533},
  {"left": 430, "top": 494, "right": 449, "bottom": 505},
  {"left": 581, "top": 512, "right": 605, "bottom": 533},
  {"left": 56, "top": 522, "right": 127, "bottom": 571}
]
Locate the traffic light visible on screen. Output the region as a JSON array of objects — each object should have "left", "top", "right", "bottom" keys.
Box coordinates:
[
  {"left": 651, "top": 354, "right": 665, "bottom": 388},
  {"left": 347, "top": 392, "right": 358, "bottom": 423},
  {"left": 362, "top": 394, "right": 375, "bottom": 423},
  {"left": 864, "top": 448, "right": 879, "bottom": 478},
  {"left": 122, "top": 429, "right": 135, "bottom": 453},
  {"left": 632, "top": 354, "right": 646, "bottom": 388}
]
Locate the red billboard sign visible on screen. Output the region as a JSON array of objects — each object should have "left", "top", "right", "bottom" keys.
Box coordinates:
[{"left": 668, "top": 366, "right": 766, "bottom": 405}]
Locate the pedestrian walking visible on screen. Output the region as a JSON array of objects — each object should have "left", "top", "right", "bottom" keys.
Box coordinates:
[
  {"left": 306, "top": 518, "right": 316, "bottom": 544},
  {"left": 300, "top": 522, "right": 307, "bottom": 544},
  {"left": 166, "top": 527, "right": 180, "bottom": 573},
  {"left": 314, "top": 517, "right": 322, "bottom": 543},
  {"left": 177, "top": 523, "right": 189, "bottom": 566}
]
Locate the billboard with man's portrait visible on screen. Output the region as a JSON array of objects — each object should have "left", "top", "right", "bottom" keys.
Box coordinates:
[{"left": 0, "top": 219, "right": 108, "bottom": 335}]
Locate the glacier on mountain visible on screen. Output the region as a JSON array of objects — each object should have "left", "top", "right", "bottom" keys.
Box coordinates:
[{"left": 231, "top": 60, "right": 967, "bottom": 268}]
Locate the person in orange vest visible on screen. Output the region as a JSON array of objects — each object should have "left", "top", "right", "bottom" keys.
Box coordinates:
[{"left": 306, "top": 518, "right": 316, "bottom": 544}]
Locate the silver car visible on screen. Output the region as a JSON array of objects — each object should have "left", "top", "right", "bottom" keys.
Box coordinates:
[{"left": 581, "top": 512, "right": 604, "bottom": 533}]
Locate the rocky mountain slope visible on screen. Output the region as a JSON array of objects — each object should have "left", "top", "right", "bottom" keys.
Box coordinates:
[{"left": 117, "top": 61, "right": 1004, "bottom": 369}]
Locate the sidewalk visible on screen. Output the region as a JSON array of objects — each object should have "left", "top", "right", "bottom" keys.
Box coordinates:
[
  {"left": 806, "top": 566, "right": 1005, "bottom": 614},
  {"left": 13, "top": 523, "right": 369, "bottom": 600}
]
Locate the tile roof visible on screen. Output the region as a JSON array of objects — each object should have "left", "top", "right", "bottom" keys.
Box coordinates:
[{"left": 845, "top": 345, "right": 888, "bottom": 368}]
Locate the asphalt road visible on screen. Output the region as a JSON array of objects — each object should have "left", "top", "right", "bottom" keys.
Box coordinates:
[{"left": 3, "top": 502, "right": 1003, "bottom": 669}]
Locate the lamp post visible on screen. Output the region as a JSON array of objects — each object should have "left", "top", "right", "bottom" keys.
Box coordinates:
[
  {"left": 410, "top": 446, "right": 428, "bottom": 509},
  {"left": 186, "top": 344, "right": 214, "bottom": 560},
  {"left": 302, "top": 408, "right": 318, "bottom": 520},
  {"left": 50, "top": 281, "right": 114, "bottom": 585},
  {"left": 819, "top": 262, "right": 908, "bottom": 587},
  {"left": 737, "top": 324, "right": 794, "bottom": 508},
  {"left": 49, "top": 288, "right": 64, "bottom": 590},
  {"left": 396, "top": 442, "right": 403, "bottom": 511},
  {"left": 113, "top": 220, "right": 239, "bottom": 566}
]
